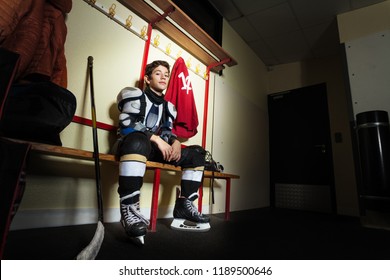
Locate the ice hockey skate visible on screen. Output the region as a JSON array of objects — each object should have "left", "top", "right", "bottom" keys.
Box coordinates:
[
  {"left": 120, "top": 193, "right": 150, "bottom": 245},
  {"left": 171, "top": 196, "right": 210, "bottom": 232}
]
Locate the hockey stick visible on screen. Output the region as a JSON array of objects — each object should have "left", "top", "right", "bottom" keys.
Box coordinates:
[{"left": 76, "top": 56, "right": 104, "bottom": 260}]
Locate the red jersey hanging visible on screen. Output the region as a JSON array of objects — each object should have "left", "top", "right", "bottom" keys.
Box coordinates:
[{"left": 165, "top": 57, "right": 199, "bottom": 138}]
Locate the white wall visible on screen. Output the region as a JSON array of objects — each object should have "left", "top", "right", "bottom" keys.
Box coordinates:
[
  {"left": 338, "top": 0, "right": 390, "bottom": 118},
  {"left": 344, "top": 30, "right": 390, "bottom": 117}
]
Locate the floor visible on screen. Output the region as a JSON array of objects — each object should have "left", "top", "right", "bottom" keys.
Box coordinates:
[{"left": 3, "top": 207, "right": 390, "bottom": 260}]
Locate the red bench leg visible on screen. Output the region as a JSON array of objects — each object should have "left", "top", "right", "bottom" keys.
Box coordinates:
[
  {"left": 149, "top": 169, "right": 160, "bottom": 232},
  {"left": 225, "top": 178, "right": 231, "bottom": 220}
]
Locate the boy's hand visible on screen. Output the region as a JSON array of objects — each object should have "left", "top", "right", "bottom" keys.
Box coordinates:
[
  {"left": 168, "top": 139, "right": 181, "bottom": 162},
  {"left": 151, "top": 135, "right": 172, "bottom": 161}
]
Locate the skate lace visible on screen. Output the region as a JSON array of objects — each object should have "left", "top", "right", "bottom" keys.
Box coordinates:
[
  {"left": 121, "top": 202, "right": 150, "bottom": 226},
  {"left": 186, "top": 200, "right": 202, "bottom": 217}
]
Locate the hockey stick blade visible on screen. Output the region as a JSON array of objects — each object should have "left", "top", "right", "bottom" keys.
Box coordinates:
[{"left": 76, "top": 221, "right": 104, "bottom": 260}]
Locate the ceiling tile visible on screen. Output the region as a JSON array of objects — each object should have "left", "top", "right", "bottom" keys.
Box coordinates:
[
  {"left": 350, "top": 0, "right": 387, "bottom": 9},
  {"left": 248, "top": 39, "right": 279, "bottom": 65},
  {"left": 290, "top": 0, "right": 351, "bottom": 27},
  {"left": 265, "top": 30, "right": 311, "bottom": 60},
  {"left": 232, "top": 0, "right": 286, "bottom": 16},
  {"left": 229, "top": 17, "right": 260, "bottom": 43},
  {"left": 248, "top": 2, "right": 301, "bottom": 38},
  {"left": 207, "top": 0, "right": 242, "bottom": 21}
]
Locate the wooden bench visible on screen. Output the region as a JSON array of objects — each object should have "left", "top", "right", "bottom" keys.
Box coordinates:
[{"left": 4, "top": 137, "right": 240, "bottom": 232}]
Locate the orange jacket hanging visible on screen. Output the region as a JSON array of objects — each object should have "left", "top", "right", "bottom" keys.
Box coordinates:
[
  {"left": 0, "top": 0, "right": 72, "bottom": 88},
  {"left": 165, "top": 57, "right": 199, "bottom": 138}
]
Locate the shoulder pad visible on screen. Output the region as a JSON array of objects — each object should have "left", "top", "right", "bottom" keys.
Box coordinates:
[
  {"left": 117, "top": 87, "right": 143, "bottom": 104},
  {"left": 117, "top": 87, "right": 143, "bottom": 111}
]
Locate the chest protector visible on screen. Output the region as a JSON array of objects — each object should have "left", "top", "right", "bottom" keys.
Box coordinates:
[{"left": 117, "top": 87, "right": 177, "bottom": 143}]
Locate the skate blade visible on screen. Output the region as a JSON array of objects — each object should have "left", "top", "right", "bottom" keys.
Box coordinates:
[
  {"left": 129, "top": 235, "right": 145, "bottom": 246},
  {"left": 170, "top": 218, "right": 210, "bottom": 232}
]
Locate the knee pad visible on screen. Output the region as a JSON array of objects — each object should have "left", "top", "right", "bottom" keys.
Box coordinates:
[
  {"left": 188, "top": 145, "right": 206, "bottom": 166},
  {"left": 179, "top": 145, "right": 206, "bottom": 168},
  {"left": 118, "top": 132, "right": 151, "bottom": 157},
  {"left": 192, "top": 150, "right": 206, "bottom": 167}
]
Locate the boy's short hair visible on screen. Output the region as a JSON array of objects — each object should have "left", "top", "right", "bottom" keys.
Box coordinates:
[{"left": 144, "top": 60, "right": 170, "bottom": 78}]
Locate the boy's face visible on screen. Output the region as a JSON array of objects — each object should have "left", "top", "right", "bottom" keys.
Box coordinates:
[{"left": 145, "top": 65, "right": 170, "bottom": 94}]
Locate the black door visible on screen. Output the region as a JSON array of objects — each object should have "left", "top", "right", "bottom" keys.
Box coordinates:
[{"left": 268, "top": 83, "right": 336, "bottom": 213}]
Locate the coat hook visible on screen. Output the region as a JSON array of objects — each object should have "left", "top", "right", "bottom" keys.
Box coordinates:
[
  {"left": 140, "top": 26, "right": 147, "bottom": 38},
  {"left": 195, "top": 64, "right": 200, "bottom": 74},
  {"left": 186, "top": 57, "right": 192, "bottom": 68},
  {"left": 108, "top": 3, "right": 116, "bottom": 17},
  {"left": 125, "top": 15, "right": 132, "bottom": 29},
  {"left": 153, "top": 35, "right": 160, "bottom": 47},
  {"left": 166, "top": 43, "right": 172, "bottom": 55}
]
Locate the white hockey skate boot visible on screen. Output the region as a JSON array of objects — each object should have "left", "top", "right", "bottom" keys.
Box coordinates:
[
  {"left": 171, "top": 194, "right": 210, "bottom": 232},
  {"left": 120, "top": 192, "right": 150, "bottom": 245}
]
